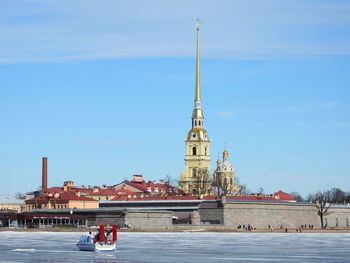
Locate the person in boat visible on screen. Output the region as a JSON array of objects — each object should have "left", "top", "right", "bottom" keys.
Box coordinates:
[
  {"left": 94, "top": 229, "right": 100, "bottom": 242},
  {"left": 105, "top": 229, "right": 112, "bottom": 240}
]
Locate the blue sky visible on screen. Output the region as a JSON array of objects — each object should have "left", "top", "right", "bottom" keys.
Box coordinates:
[{"left": 1, "top": 0, "right": 350, "bottom": 197}]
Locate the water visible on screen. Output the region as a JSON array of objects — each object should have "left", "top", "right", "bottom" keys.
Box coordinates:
[{"left": 0, "top": 232, "right": 349, "bottom": 262}]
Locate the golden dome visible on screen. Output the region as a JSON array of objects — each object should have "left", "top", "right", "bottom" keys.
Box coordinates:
[
  {"left": 187, "top": 127, "right": 209, "bottom": 141},
  {"left": 223, "top": 149, "right": 229, "bottom": 159}
]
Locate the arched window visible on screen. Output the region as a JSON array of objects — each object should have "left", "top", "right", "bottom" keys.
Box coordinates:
[
  {"left": 192, "top": 168, "right": 197, "bottom": 177},
  {"left": 192, "top": 147, "right": 197, "bottom": 155},
  {"left": 198, "top": 120, "right": 201, "bottom": 126},
  {"left": 205, "top": 147, "right": 207, "bottom": 155},
  {"left": 195, "top": 120, "right": 197, "bottom": 126}
]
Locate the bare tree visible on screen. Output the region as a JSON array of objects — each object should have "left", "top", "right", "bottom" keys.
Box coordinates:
[
  {"left": 258, "top": 187, "right": 265, "bottom": 195},
  {"left": 307, "top": 190, "right": 332, "bottom": 228},
  {"left": 234, "top": 184, "right": 249, "bottom": 195},
  {"left": 192, "top": 168, "right": 211, "bottom": 196},
  {"left": 163, "top": 174, "right": 178, "bottom": 195},
  {"left": 231, "top": 177, "right": 250, "bottom": 195},
  {"left": 329, "top": 188, "right": 346, "bottom": 204},
  {"left": 212, "top": 172, "right": 230, "bottom": 198},
  {"left": 290, "top": 191, "right": 304, "bottom": 202},
  {"left": 14, "top": 192, "right": 26, "bottom": 200},
  {"left": 346, "top": 192, "right": 350, "bottom": 204}
]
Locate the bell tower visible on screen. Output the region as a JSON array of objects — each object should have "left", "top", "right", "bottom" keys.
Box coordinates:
[{"left": 180, "top": 19, "right": 211, "bottom": 195}]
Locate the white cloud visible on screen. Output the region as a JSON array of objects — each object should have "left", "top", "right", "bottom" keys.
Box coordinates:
[
  {"left": 215, "top": 111, "right": 235, "bottom": 118},
  {"left": 0, "top": 0, "right": 350, "bottom": 63},
  {"left": 287, "top": 101, "right": 342, "bottom": 112},
  {"left": 75, "top": 138, "right": 155, "bottom": 146},
  {"left": 320, "top": 101, "right": 342, "bottom": 110}
]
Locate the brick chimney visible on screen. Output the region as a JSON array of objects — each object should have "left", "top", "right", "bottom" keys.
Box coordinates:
[{"left": 42, "top": 157, "right": 48, "bottom": 193}]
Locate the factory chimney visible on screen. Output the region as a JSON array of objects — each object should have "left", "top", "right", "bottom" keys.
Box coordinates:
[{"left": 42, "top": 157, "right": 48, "bottom": 193}]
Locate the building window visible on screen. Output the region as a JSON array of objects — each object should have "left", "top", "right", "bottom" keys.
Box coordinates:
[
  {"left": 195, "top": 120, "right": 197, "bottom": 126},
  {"left": 346, "top": 218, "right": 349, "bottom": 227},
  {"left": 198, "top": 120, "right": 201, "bottom": 126},
  {"left": 192, "top": 147, "right": 197, "bottom": 155},
  {"left": 192, "top": 168, "right": 197, "bottom": 177},
  {"left": 205, "top": 147, "right": 207, "bottom": 155}
]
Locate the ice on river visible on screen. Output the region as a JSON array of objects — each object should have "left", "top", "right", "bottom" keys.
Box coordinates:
[{"left": 0, "top": 231, "right": 349, "bottom": 262}]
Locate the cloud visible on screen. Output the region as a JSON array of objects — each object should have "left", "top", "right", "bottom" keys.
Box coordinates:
[
  {"left": 75, "top": 139, "right": 155, "bottom": 146},
  {"left": 0, "top": 0, "right": 350, "bottom": 63},
  {"left": 287, "top": 101, "right": 342, "bottom": 112},
  {"left": 320, "top": 101, "right": 342, "bottom": 110},
  {"left": 215, "top": 111, "right": 234, "bottom": 118}
]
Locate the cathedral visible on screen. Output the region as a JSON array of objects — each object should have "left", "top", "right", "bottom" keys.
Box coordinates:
[{"left": 179, "top": 20, "right": 236, "bottom": 195}]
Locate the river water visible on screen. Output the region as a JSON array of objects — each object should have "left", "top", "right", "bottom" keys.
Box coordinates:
[{"left": 0, "top": 231, "right": 349, "bottom": 262}]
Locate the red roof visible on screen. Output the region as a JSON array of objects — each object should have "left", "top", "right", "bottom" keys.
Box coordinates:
[
  {"left": 89, "top": 189, "right": 117, "bottom": 196},
  {"left": 110, "top": 194, "right": 279, "bottom": 202},
  {"left": 25, "top": 192, "right": 96, "bottom": 204},
  {"left": 56, "top": 192, "right": 96, "bottom": 202},
  {"left": 273, "top": 191, "right": 296, "bottom": 201}
]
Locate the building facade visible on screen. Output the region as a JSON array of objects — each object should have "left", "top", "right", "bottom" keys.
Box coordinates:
[
  {"left": 213, "top": 149, "right": 240, "bottom": 195},
  {"left": 180, "top": 19, "right": 211, "bottom": 195}
]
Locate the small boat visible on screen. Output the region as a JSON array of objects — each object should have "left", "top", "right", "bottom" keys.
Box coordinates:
[{"left": 77, "top": 224, "right": 117, "bottom": 252}]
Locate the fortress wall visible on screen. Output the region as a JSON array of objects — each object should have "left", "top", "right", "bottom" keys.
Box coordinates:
[
  {"left": 125, "top": 210, "right": 173, "bottom": 230},
  {"left": 199, "top": 207, "right": 224, "bottom": 225},
  {"left": 95, "top": 214, "right": 126, "bottom": 227},
  {"left": 222, "top": 202, "right": 320, "bottom": 230},
  {"left": 324, "top": 206, "right": 350, "bottom": 228}
]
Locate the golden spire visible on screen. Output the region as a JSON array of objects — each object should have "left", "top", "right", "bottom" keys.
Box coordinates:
[
  {"left": 195, "top": 18, "right": 201, "bottom": 104},
  {"left": 191, "top": 18, "right": 204, "bottom": 128}
]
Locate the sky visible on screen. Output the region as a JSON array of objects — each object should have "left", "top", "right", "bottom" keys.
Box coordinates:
[{"left": 1, "top": 0, "right": 350, "bottom": 197}]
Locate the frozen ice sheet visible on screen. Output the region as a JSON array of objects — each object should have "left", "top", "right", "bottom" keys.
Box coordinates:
[{"left": 0, "top": 232, "right": 349, "bottom": 262}]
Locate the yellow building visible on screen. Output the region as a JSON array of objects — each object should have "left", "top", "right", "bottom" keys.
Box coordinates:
[
  {"left": 0, "top": 195, "right": 24, "bottom": 213},
  {"left": 24, "top": 192, "right": 98, "bottom": 211},
  {"left": 180, "top": 20, "right": 211, "bottom": 195}
]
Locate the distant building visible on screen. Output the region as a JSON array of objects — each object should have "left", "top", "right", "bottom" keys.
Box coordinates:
[
  {"left": 213, "top": 149, "right": 240, "bottom": 195},
  {"left": 0, "top": 195, "right": 24, "bottom": 213},
  {"left": 111, "top": 175, "right": 183, "bottom": 200},
  {"left": 24, "top": 191, "right": 98, "bottom": 211},
  {"left": 24, "top": 175, "right": 184, "bottom": 211},
  {"left": 273, "top": 190, "right": 296, "bottom": 202}
]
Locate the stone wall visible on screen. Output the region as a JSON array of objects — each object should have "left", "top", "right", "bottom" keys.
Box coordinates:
[
  {"left": 81, "top": 202, "right": 350, "bottom": 230},
  {"left": 199, "top": 204, "right": 223, "bottom": 225},
  {"left": 324, "top": 206, "right": 350, "bottom": 228},
  {"left": 209, "top": 201, "right": 320, "bottom": 230},
  {"left": 95, "top": 214, "right": 126, "bottom": 227},
  {"left": 125, "top": 210, "right": 173, "bottom": 230}
]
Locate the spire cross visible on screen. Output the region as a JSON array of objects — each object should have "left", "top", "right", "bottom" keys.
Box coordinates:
[{"left": 196, "top": 18, "right": 201, "bottom": 31}]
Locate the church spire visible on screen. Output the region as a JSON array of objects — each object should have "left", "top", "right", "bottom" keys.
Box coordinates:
[
  {"left": 195, "top": 18, "right": 201, "bottom": 104},
  {"left": 180, "top": 19, "right": 211, "bottom": 195},
  {"left": 192, "top": 18, "right": 204, "bottom": 128}
]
